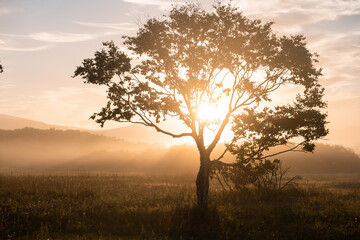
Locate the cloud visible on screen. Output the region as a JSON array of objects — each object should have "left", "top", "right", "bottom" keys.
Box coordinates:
[
  {"left": 122, "top": 0, "right": 186, "bottom": 10},
  {"left": 1, "top": 30, "right": 126, "bottom": 46},
  {"left": 312, "top": 32, "right": 360, "bottom": 74},
  {"left": 241, "top": 0, "right": 360, "bottom": 19},
  {"left": 0, "top": 44, "right": 51, "bottom": 52},
  {"left": 238, "top": 0, "right": 360, "bottom": 33},
  {"left": 28, "top": 32, "right": 95, "bottom": 43},
  {"left": 122, "top": 0, "right": 174, "bottom": 6},
  {"left": 0, "top": 35, "right": 51, "bottom": 52},
  {"left": 309, "top": 32, "right": 360, "bottom": 102},
  {"left": 75, "top": 21, "right": 138, "bottom": 31}
]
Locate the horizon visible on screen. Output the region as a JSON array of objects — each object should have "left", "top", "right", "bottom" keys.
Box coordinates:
[
  {"left": 1, "top": 126, "right": 360, "bottom": 175},
  {"left": 1, "top": 110, "right": 360, "bottom": 156}
]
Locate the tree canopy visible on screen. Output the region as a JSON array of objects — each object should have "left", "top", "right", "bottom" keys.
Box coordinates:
[{"left": 74, "top": 3, "right": 327, "bottom": 208}]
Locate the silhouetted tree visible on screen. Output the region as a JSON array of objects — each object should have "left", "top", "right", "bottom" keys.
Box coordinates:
[
  {"left": 74, "top": 3, "right": 327, "bottom": 209},
  {"left": 0, "top": 63, "right": 3, "bottom": 73}
]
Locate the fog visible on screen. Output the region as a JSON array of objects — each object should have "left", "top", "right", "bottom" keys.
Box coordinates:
[{"left": 1, "top": 128, "right": 359, "bottom": 175}]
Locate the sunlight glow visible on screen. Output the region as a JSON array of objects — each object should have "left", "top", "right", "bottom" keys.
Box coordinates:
[
  {"left": 197, "top": 102, "right": 227, "bottom": 123},
  {"left": 195, "top": 96, "right": 232, "bottom": 145}
]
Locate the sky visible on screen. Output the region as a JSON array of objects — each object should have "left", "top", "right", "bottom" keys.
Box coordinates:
[{"left": 0, "top": 0, "right": 359, "bottom": 151}]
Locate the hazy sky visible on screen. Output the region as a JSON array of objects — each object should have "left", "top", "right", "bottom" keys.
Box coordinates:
[{"left": 0, "top": 0, "right": 359, "bottom": 150}]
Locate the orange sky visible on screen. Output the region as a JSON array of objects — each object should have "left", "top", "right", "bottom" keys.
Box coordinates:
[{"left": 0, "top": 0, "right": 359, "bottom": 152}]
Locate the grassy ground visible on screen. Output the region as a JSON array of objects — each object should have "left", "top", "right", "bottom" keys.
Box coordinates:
[{"left": 1, "top": 173, "right": 360, "bottom": 239}]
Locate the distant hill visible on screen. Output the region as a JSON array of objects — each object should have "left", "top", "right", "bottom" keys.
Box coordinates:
[
  {"left": 2, "top": 113, "right": 359, "bottom": 154},
  {"left": 1, "top": 128, "right": 360, "bottom": 175},
  {"left": 0, "top": 128, "right": 153, "bottom": 170},
  {"left": 276, "top": 144, "right": 360, "bottom": 174},
  {"left": 0, "top": 114, "right": 181, "bottom": 146},
  {"left": 0, "top": 114, "right": 62, "bottom": 130}
]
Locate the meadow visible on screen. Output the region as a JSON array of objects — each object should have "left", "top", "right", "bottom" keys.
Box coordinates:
[{"left": 1, "top": 173, "right": 360, "bottom": 240}]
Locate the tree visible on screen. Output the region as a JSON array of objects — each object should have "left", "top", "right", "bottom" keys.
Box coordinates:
[
  {"left": 73, "top": 3, "right": 327, "bottom": 209},
  {"left": 0, "top": 63, "right": 3, "bottom": 73}
]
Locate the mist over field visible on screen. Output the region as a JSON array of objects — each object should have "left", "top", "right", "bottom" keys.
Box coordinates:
[{"left": 1, "top": 127, "right": 359, "bottom": 175}]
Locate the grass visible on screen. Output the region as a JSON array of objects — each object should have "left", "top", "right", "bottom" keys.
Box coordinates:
[{"left": 0, "top": 173, "right": 360, "bottom": 239}]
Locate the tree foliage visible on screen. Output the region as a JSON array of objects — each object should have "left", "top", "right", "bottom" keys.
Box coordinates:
[{"left": 74, "top": 3, "right": 328, "bottom": 207}]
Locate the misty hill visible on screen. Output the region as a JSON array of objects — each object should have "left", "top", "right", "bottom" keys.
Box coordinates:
[
  {"left": 2, "top": 113, "right": 360, "bottom": 155},
  {"left": 0, "top": 114, "right": 65, "bottom": 130},
  {"left": 0, "top": 128, "right": 158, "bottom": 170},
  {"left": 272, "top": 144, "right": 360, "bottom": 174},
  {"left": 0, "top": 127, "right": 194, "bottom": 172},
  {"left": 1, "top": 128, "right": 360, "bottom": 175},
  {"left": 0, "top": 113, "right": 179, "bottom": 146},
  {"left": 0, "top": 127, "right": 112, "bottom": 142}
]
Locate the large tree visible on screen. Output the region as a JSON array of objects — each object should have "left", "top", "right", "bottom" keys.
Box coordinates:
[{"left": 74, "top": 3, "right": 327, "bottom": 209}]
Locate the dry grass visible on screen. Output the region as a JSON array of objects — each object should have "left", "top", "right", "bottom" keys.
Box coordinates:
[{"left": 1, "top": 173, "right": 359, "bottom": 239}]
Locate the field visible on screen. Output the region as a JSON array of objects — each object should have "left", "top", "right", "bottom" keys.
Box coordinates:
[{"left": 1, "top": 173, "right": 360, "bottom": 240}]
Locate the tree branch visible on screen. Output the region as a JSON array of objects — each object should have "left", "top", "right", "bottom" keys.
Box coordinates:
[
  {"left": 207, "top": 111, "right": 231, "bottom": 153},
  {"left": 126, "top": 96, "right": 192, "bottom": 139},
  {"left": 257, "top": 142, "right": 305, "bottom": 160},
  {"left": 213, "top": 148, "right": 228, "bottom": 162},
  {"left": 210, "top": 159, "right": 235, "bottom": 167}
]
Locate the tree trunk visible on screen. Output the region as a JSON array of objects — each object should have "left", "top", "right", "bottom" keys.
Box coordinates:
[{"left": 196, "top": 153, "right": 210, "bottom": 210}]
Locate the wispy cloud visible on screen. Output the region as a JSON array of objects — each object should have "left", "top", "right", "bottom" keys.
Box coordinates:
[
  {"left": 75, "top": 21, "right": 138, "bottom": 31},
  {"left": 0, "top": 43, "right": 51, "bottom": 52},
  {"left": 123, "top": 0, "right": 174, "bottom": 6},
  {"left": 1, "top": 30, "right": 126, "bottom": 46},
  {"left": 122, "top": 0, "right": 185, "bottom": 10},
  {"left": 241, "top": 0, "right": 360, "bottom": 19},
  {"left": 239, "top": 0, "right": 360, "bottom": 32},
  {"left": 0, "top": 34, "right": 50, "bottom": 52},
  {"left": 28, "top": 32, "right": 94, "bottom": 43},
  {"left": 312, "top": 31, "right": 360, "bottom": 72},
  {"left": 241, "top": 1, "right": 360, "bottom": 105}
]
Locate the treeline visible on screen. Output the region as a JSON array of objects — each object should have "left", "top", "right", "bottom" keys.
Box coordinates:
[
  {"left": 280, "top": 144, "right": 360, "bottom": 174},
  {"left": 1, "top": 128, "right": 360, "bottom": 174}
]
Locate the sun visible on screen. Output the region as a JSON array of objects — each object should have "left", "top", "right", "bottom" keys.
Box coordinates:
[
  {"left": 197, "top": 101, "right": 227, "bottom": 123},
  {"left": 196, "top": 100, "right": 233, "bottom": 145}
]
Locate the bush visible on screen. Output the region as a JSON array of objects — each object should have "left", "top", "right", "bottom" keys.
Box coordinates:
[{"left": 211, "top": 159, "right": 301, "bottom": 196}]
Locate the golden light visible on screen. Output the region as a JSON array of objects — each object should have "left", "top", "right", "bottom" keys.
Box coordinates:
[
  {"left": 197, "top": 101, "right": 227, "bottom": 123},
  {"left": 194, "top": 99, "right": 233, "bottom": 145}
]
